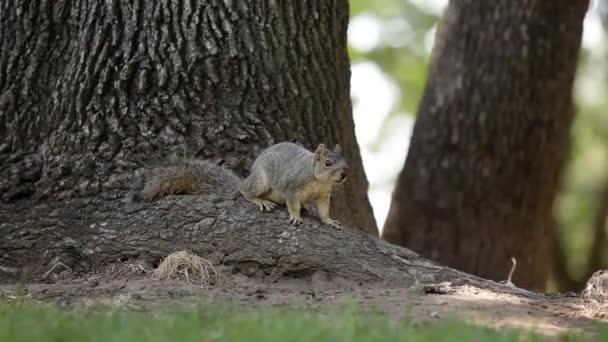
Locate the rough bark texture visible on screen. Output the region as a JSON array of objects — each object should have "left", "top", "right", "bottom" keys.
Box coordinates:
[
  {"left": 383, "top": 0, "right": 588, "bottom": 290},
  {"left": 0, "top": 0, "right": 377, "bottom": 235},
  {"left": 1, "top": 189, "right": 474, "bottom": 286}
]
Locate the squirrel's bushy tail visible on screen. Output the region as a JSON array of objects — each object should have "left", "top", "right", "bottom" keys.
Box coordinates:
[{"left": 133, "top": 159, "right": 241, "bottom": 202}]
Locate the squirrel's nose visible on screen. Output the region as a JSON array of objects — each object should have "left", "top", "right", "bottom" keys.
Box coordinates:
[{"left": 340, "top": 168, "right": 348, "bottom": 178}]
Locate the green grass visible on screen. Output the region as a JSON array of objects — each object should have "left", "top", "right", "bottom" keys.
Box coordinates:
[{"left": 0, "top": 299, "right": 592, "bottom": 342}]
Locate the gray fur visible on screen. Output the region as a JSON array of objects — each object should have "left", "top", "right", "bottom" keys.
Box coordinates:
[
  {"left": 239, "top": 142, "right": 347, "bottom": 196},
  {"left": 240, "top": 143, "right": 313, "bottom": 196},
  {"left": 182, "top": 159, "right": 241, "bottom": 190},
  {"left": 238, "top": 142, "right": 347, "bottom": 227},
  {"left": 135, "top": 159, "right": 240, "bottom": 202}
]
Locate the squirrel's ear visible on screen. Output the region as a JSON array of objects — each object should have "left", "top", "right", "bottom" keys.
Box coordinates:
[
  {"left": 314, "top": 144, "right": 326, "bottom": 161},
  {"left": 334, "top": 144, "right": 342, "bottom": 154}
]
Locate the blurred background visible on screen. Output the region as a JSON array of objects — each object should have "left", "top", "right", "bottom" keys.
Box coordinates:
[{"left": 348, "top": 0, "right": 608, "bottom": 291}]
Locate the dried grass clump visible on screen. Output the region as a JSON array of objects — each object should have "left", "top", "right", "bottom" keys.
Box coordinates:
[
  {"left": 581, "top": 302, "right": 608, "bottom": 319},
  {"left": 580, "top": 270, "right": 608, "bottom": 318},
  {"left": 152, "top": 250, "right": 218, "bottom": 286}
]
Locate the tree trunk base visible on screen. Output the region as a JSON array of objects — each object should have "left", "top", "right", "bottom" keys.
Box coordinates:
[{"left": 2, "top": 190, "right": 515, "bottom": 292}]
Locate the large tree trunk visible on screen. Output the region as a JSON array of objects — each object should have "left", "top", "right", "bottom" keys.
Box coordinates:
[
  {"left": 383, "top": 0, "right": 588, "bottom": 290},
  {"left": 0, "top": 0, "right": 377, "bottom": 235}
]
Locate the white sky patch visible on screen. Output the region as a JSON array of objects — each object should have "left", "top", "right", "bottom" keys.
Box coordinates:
[
  {"left": 351, "top": 61, "right": 413, "bottom": 231},
  {"left": 583, "top": 8, "right": 605, "bottom": 51},
  {"left": 424, "top": 24, "right": 437, "bottom": 56},
  {"left": 348, "top": 14, "right": 382, "bottom": 52},
  {"left": 350, "top": 61, "right": 398, "bottom": 147},
  {"left": 383, "top": 18, "right": 414, "bottom": 48},
  {"left": 361, "top": 115, "right": 414, "bottom": 230},
  {"left": 409, "top": 0, "right": 448, "bottom": 15}
]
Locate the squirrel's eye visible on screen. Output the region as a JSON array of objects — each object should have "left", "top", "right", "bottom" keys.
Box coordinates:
[{"left": 324, "top": 160, "right": 333, "bottom": 167}]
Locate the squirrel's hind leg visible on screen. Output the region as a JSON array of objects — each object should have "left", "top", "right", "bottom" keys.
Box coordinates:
[{"left": 239, "top": 171, "right": 277, "bottom": 212}]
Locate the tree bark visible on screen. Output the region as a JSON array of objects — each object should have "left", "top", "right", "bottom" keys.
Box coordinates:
[
  {"left": 0, "top": 0, "right": 377, "bottom": 235},
  {"left": 383, "top": 0, "right": 588, "bottom": 290},
  {"left": 0, "top": 191, "right": 450, "bottom": 284},
  {"left": 0, "top": 187, "right": 541, "bottom": 300}
]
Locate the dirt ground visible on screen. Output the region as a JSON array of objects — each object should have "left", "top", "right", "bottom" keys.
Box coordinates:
[{"left": 1, "top": 263, "right": 605, "bottom": 338}]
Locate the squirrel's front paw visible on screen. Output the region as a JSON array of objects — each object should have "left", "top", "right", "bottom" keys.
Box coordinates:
[
  {"left": 289, "top": 216, "right": 303, "bottom": 225},
  {"left": 257, "top": 200, "right": 277, "bottom": 212},
  {"left": 325, "top": 219, "right": 343, "bottom": 230}
]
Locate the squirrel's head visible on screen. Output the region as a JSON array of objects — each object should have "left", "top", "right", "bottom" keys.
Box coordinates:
[{"left": 313, "top": 143, "right": 348, "bottom": 184}]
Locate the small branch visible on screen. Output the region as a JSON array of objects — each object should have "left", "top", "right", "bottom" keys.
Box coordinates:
[
  {"left": 506, "top": 257, "right": 517, "bottom": 286},
  {"left": 42, "top": 262, "right": 71, "bottom": 280}
]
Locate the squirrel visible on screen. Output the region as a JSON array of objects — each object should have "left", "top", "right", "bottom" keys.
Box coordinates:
[{"left": 135, "top": 142, "right": 348, "bottom": 229}]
